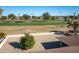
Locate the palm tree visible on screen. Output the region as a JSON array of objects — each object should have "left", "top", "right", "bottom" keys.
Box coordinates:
[
  {"left": 74, "top": 12, "right": 76, "bottom": 16},
  {"left": 68, "top": 20, "right": 79, "bottom": 35},
  {"left": 73, "top": 13, "right": 77, "bottom": 19},
  {"left": 77, "top": 14, "right": 79, "bottom": 18}
]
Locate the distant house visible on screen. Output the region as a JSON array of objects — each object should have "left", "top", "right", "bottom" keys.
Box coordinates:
[{"left": 58, "top": 16, "right": 64, "bottom": 20}]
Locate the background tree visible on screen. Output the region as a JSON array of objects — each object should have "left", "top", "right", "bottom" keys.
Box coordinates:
[
  {"left": 0, "top": 8, "right": 3, "bottom": 15},
  {"left": 73, "top": 13, "right": 77, "bottom": 19},
  {"left": 8, "top": 14, "right": 16, "bottom": 20},
  {"left": 1, "top": 16, "right": 7, "bottom": 20},
  {"left": 0, "top": 8, "right": 3, "bottom": 20},
  {"left": 42, "top": 12, "right": 51, "bottom": 20},
  {"left": 32, "top": 16, "right": 37, "bottom": 21},
  {"left": 51, "top": 16, "right": 55, "bottom": 20},
  {"left": 19, "top": 16, "right": 24, "bottom": 20},
  {"left": 77, "top": 14, "right": 79, "bottom": 18},
  {"left": 73, "top": 13, "right": 76, "bottom": 17},
  {"left": 22, "top": 14, "right": 30, "bottom": 20}
]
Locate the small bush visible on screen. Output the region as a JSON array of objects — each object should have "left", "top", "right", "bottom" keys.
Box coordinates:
[
  {"left": 20, "top": 33, "right": 35, "bottom": 50},
  {"left": 0, "top": 32, "right": 5, "bottom": 39}
]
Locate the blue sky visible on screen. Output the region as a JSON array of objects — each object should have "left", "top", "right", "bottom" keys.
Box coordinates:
[{"left": 1, "top": 6, "right": 79, "bottom": 16}]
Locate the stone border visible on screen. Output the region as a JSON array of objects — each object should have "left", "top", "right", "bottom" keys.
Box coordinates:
[{"left": 0, "top": 36, "right": 8, "bottom": 48}]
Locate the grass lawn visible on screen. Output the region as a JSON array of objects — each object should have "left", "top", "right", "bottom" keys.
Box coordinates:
[{"left": 0, "top": 20, "right": 67, "bottom": 26}]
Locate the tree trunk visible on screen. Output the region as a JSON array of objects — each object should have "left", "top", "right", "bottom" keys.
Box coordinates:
[{"left": 74, "top": 27, "right": 78, "bottom": 35}]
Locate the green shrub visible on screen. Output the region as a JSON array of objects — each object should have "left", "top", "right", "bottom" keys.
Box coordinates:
[
  {"left": 0, "top": 32, "right": 5, "bottom": 39},
  {"left": 20, "top": 33, "right": 35, "bottom": 50}
]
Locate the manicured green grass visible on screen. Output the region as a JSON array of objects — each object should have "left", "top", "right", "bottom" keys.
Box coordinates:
[{"left": 0, "top": 20, "right": 67, "bottom": 26}]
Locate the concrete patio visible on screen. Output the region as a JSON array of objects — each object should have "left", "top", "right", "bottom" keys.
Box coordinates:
[{"left": 0, "top": 33, "right": 79, "bottom": 53}]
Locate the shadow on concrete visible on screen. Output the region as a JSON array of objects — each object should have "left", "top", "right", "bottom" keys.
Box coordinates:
[
  {"left": 9, "top": 42, "right": 21, "bottom": 49},
  {"left": 56, "top": 35, "right": 79, "bottom": 46},
  {"left": 42, "top": 41, "right": 68, "bottom": 49}
]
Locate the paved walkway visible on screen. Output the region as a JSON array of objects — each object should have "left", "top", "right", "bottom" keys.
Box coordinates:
[{"left": 7, "top": 32, "right": 55, "bottom": 37}]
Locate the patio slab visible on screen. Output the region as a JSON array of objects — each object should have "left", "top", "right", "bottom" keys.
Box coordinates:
[
  {"left": 0, "top": 34, "right": 79, "bottom": 53},
  {"left": 0, "top": 34, "right": 59, "bottom": 53}
]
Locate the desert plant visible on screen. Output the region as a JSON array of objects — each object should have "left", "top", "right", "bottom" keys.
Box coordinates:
[
  {"left": 20, "top": 33, "right": 35, "bottom": 50},
  {"left": 68, "top": 20, "right": 79, "bottom": 35},
  {"left": 0, "top": 32, "right": 5, "bottom": 39}
]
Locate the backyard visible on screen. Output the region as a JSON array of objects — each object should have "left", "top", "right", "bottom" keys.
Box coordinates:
[{"left": 0, "top": 6, "right": 79, "bottom": 53}]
